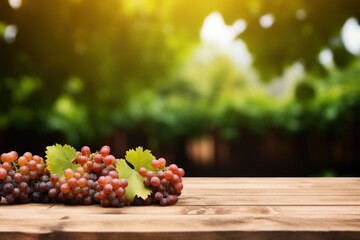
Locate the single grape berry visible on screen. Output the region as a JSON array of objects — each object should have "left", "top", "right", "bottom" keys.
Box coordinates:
[
  {"left": 100, "top": 145, "right": 111, "bottom": 157},
  {"left": 0, "top": 167, "right": 7, "bottom": 180},
  {"left": 158, "top": 158, "right": 166, "bottom": 169},
  {"left": 81, "top": 146, "right": 91, "bottom": 156},
  {"left": 151, "top": 159, "right": 159, "bottom": 169}
]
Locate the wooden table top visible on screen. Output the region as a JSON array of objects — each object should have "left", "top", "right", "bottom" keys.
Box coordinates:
[{"left": 0, "top": 177, "right": 359, "bottom": 240}]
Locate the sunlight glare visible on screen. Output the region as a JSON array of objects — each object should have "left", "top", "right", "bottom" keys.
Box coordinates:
[
  {"left": 200, "top": 12, "right": 246, "bottom": 47},
  {"left": 318, "top": 48, "right": 334, "bottom": 68},
  {"left": 8, "top": 0, "right": 22, "bottom": 9},
  {"left": 341, "top": 18, "right": 360, "bottom": 56},
  {"left": 259, "top": 13, "right": 274, "bottom": 28},
  {"left": 200, "top": 12, "right": 252, "bottom": 68},
  {"left": 4, "top": 24, "right": 17, "bottom": 43}
]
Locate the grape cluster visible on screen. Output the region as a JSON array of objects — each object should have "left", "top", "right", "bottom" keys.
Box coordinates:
[
  {"left": 46, "top": 145, "right": 127, "bottom": 207},
  {"left": 94, "top": 174, "right": 128, "bottom": 207},
  {"left": 74, "top": 145, "right": 118, "bottom": 178},
  {"left": 49, "top": 167, "right": 96, "bottom": 205},
  {"left": 139, "top": 158, "right": 185, "bottom": 206},
  {"left": 0, "top": 146, "right": 185, "bottom": 208},
  {"left": 32, "top": 175, "right": 54, "bottom": 203},
  {"left": 0, "top": 170, "right": 32, "bottom": 204},
  {"left": 0, "top": 151, "right": 46, "bottom": 204}
]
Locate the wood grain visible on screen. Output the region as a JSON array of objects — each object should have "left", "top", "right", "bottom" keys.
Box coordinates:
[{"left": 0, "top": 177, "right": 359, "bottom": 240}]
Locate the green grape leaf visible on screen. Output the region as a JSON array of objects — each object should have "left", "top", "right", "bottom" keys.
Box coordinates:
[
  {"left": 116, "top": 147, "right": 156, "bottom": 203},
  {"left": 46, "top": 144, "right": 80, "bottom": 177},
  {"left": 117, "top": 160, "right": 152, "bottom": 203},
  {"left": 125, "top": 146, "right": 156, "bottom": 171}
]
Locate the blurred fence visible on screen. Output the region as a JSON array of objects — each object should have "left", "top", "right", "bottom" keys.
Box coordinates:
[{"left": 2, "top": 124, "right": 359, "bottom": 177}]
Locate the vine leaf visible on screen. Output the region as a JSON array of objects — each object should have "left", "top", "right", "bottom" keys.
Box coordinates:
[
  {"left": 46, "top": 144, "right": 80, "bottom": 177},
  {"left": 116, "top": 146, "right": 156, "bottom": 203}
]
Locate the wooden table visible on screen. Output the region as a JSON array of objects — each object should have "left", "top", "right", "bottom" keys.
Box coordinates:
[{"left": 0, "top": 178, "right": 359, "bottom": 239}]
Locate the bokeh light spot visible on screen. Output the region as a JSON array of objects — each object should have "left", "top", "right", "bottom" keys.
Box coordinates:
[
  {"left": 259, "top": 13, "right": 274, "bottom": 28},
  {"left": 4, "top": 25, "right": 18, "bottom": 43},
  {"left": 8, "top": 0, "right": 22, "bottom": 9},
  {"left": 296, "top": 9, "right": 307, "bottom": 21},
  {"left": 341, "top": 18, "right": 360, "bottom": 56},
  {"left": 318, "top": 48, "right": 334, "bottom": 68}
]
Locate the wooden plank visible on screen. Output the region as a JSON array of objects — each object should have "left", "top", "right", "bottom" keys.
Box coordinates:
[
  {"left": 182, "top": 188, "right": 360, "bottom": 196},
  {"left": 2, "top": 204, "right": 360, "bottom": 218},
  {"left": 180, "top": 178, "right": 360, "bottom": 206},
  {"left": 0, "top": 178, "right": 359, "bottom": 240},
  {"left": 178, "top": 195, "right": 360, "bottom": 206},
  {"left": 1, "top": 231, "right": 360, "bottom": 240},
  {"left": 181, "top": 178, "right": 360, "bottom": 205},
  {"left": 0, "top": 205, "right": 360, "bottom": 232},
  {"left": 184, "top": 177, "right": 360, "bottom": 189}
]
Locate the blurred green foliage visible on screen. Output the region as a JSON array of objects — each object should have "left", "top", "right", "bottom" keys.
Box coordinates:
[{"left": 0, "top": 0, "right": 360, "bottom": 145}]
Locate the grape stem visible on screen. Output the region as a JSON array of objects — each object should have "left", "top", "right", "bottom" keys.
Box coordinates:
[{"left": 12, "top": 161, "right": 18, "bottom": 171}]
